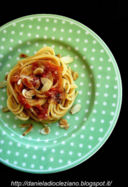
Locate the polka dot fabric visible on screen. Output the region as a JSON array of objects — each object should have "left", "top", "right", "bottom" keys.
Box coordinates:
[{"left": 0, "top": 14, "right": 122, "bottom": 173}]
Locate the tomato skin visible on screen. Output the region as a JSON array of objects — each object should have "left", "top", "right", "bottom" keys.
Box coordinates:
[
  {"left": 42, "top": 61, "right": 63, "bottom": 79},
  {"left": 15, "top": 83, "right": 23, "bottom": 94},
  {"left": 18, "top": 95, "right": 31, "bottom": 109},
  {"left": 22, "top": 78, "right": 33, "bottom": 89},
  {"left": 32, "top": 61, "right": 39, "bottom": 71},
  {"left": 31, "top": 76, "right": 40, "bottom": 89},
  {"left": 45, "top": 87, "right": 64, "bottom": 104},
  {"left": 11, "top": 75, "right": 20, "bottom": 83},
  {"left": 17, "top": 82, "right": 23, "bottom": 92},
  {"left": 34, "top": 104, "right": 48, "bottom": 120},
  {"left": 46, "top": 88, "right": 61, "bottom": 97}
]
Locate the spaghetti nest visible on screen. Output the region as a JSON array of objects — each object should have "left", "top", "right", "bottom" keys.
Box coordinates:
[{"left": 7, "top": 47, "right": 78, "bottom": 123}]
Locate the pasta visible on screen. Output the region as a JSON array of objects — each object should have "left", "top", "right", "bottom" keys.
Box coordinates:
[{"left": 6, "top": 47, "right": 78, "bottom": 123}]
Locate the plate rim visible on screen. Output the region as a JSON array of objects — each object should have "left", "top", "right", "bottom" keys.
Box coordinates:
[{"left": 0, "top": 14, "right": 122, "bottom": 173}]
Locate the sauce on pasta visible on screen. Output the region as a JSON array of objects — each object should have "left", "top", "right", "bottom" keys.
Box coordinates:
[{"left": 6, "top": 47, "right": 78, "bottom": 123}]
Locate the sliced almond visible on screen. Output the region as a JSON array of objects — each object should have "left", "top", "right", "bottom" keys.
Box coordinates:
[
  {"left": 56, "top": 54, "right": 61, "bottom": 58},
  {"left": 33, "top": 67, "right": 44, "bottom": 75},
  {"left": 59, "top": 118, "right": 69, "bottom": 130},
  {"left": 20, "top": 75, "right": 33, "bottom": 81},
  {"left": 17, "top": 79, "right": 22, "bottom": 85},
  {"left": 70, "top": 104, "right": 81, "bottom": 114},
  {"left": 60, "top": 56, "right": 73, "bottom": 64},
  {"left": 22, "top": 89, "right": 27, "bottom": 97},
  {"left": 22, "top": 89, "right": 35, "bottom": 99},
  {"left": 41, "top": 78, "right": 52, "bottom": 92},
  {"left": 2, "top": 107, "right": 9, "bottom": 113},
  {"left": 5, "top": 74, "right": 8, "bottom": 80},
  {"left": 25, "top": 90, "right": 35, "bottom": 99},
  {"left": 0, "top": 81, "right": 7, "bottom": 88},
  {"left": 72, "top": 71, "right": 79, "bottom": 81},
  {"left": 40, "top": 126, "right": 50, "bottom": 135}
]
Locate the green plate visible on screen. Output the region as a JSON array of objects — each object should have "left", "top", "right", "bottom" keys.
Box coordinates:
[{"left": 0, "top": 14, "right": 122, "bottom": 173}]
